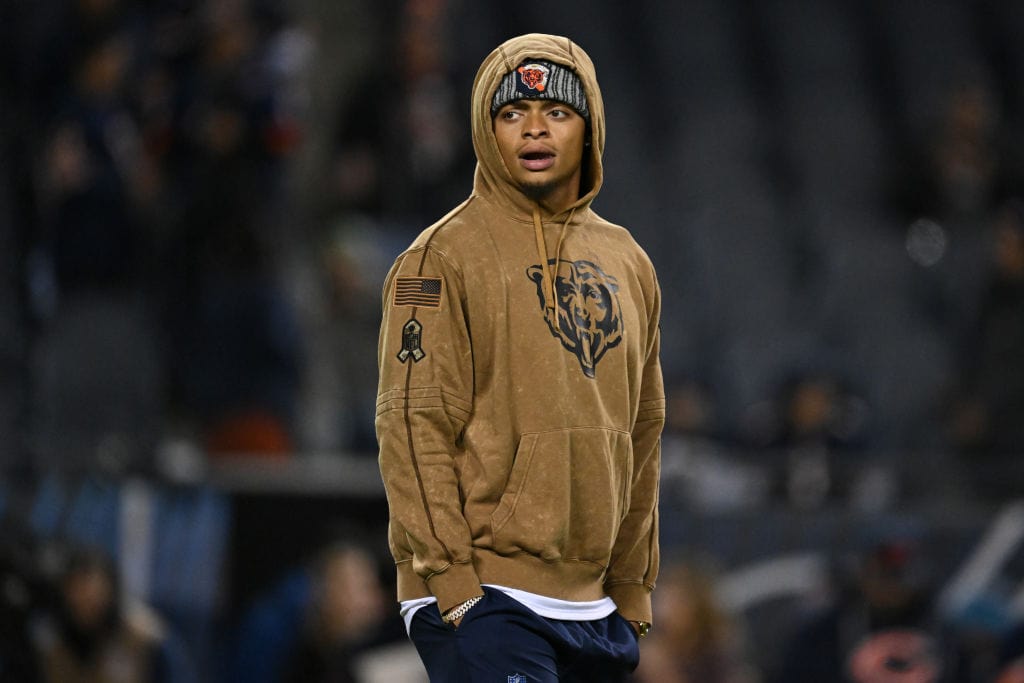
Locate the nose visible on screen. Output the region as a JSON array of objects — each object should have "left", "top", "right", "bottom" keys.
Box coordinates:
[{"left": 523, "top": 111, "right": 548, "bottom": 138}]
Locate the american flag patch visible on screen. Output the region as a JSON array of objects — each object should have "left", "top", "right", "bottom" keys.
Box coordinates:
[{"left": 393, "top": 277, "right": 443, "bottom": 308}]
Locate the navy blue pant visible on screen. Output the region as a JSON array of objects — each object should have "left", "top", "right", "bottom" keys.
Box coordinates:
[{"left": 408, "top": 587, "right": 640, "bottom": 682}]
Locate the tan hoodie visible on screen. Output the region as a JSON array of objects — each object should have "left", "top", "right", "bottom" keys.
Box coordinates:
[{"left": 376, "top": 33, "right": 664, "bottom": 625}]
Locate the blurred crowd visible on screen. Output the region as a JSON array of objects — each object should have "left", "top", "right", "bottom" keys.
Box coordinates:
[
  {"left": 1, "top": 0, "right": 1022, "bottom": 479},
  {"left": 0, "top": 541, "right": 196, "bottom": 682},
  {"left": 1, "top": 0, "right": 1024, "bottom": 681},
  {"left": 630, "top": 543, "right": 1024, "bottom": 683},
  {"left": 2, "top": 0, "right": 1023, "bottom": 468},
  {"left": 6, "top": 522, "right": 1024, "bottom": 683},
  {"left": 0, "top": 518, "right": 423, "bottom": 683},
  {"left": 2, "top": 0, "right": 310, "bottom": 468}
]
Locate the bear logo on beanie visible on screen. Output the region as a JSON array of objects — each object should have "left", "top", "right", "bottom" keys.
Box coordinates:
[{"left": 517, "top": 63, "right": 550, "bottom": 92}]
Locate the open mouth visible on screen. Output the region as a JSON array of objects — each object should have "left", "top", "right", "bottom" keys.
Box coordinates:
[{"left": 519, "top": 151, "right": 555, "bottom": 170}]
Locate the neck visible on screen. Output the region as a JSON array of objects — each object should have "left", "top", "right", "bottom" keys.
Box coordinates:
[{"left": 520, "top": 178, "right": 581, "bottom": 216}]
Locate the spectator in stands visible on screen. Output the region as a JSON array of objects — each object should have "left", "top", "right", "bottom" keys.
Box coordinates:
[
  {"left": 754, "top": 370, "right": 870, "bottom": 454},
  {"left": 321, "top": 0, "right": 470, "bottom": 225},
  {"left": 230, "top": 540, "right": 413, "bottom": 683},
  {"left": 890, "top": 70, "right": 1021, "bottom": 356},
  {"left": 167, "top": 203, "right": 303, "bottom": 457},
  {"left": 301, "top": 223, "right": 394, "bottom": 453},
  {"left": 41, "top": 29, "right": 147, "bottom": 299},
  {"left": 30, "top": 28, "right": 167, "bottom": 474},
  {"left": 889, "top": 69, "right": 1016, "bottom": 227},
  {"left": 947, "top": 199, "right": 1024, "bottom": 458},
  {"left": 769, "top": 539, "right": 944, "bottom": 683},
  {"left": 660, "top": 375, "right": 772, "bottom": 514},
  {"left": 738, "top": 370, "right": 870, "bottom": 508},
  {"left": 151, "top": 3, "right": 308, "bottom": 458},
  {"left": 281, "top": 543, "right": 389, "bottom": 682},
  {"left": 631, "top": 559, "right": 754, "bottom": 683},
  {"left": 664, "top": 376, "right": 720, "bottom": 443},
  {"left": 30, "top": 546, "right": 195, "bottom": 683}
]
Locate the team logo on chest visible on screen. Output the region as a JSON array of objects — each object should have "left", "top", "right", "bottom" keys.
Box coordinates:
[{"left": 526, "top": 259, "right": 624, "bottom": 379}]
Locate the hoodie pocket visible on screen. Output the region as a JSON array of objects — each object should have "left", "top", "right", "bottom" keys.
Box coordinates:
[{"left": 489, "top": 428, "right": 632, "bottom": 565}]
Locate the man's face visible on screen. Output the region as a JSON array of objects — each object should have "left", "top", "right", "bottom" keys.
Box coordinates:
[{"left": 493, "top": 98, "right": 587, "bottom": 210}]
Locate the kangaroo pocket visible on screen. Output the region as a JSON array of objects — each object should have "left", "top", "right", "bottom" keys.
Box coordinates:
[{"left": 489, "top": 428, "right": 632, "bottom": 564}]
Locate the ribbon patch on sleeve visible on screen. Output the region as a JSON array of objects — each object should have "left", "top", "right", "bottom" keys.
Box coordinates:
[{"left": 397, "top": 318, "right": 425, "bottom": 363}]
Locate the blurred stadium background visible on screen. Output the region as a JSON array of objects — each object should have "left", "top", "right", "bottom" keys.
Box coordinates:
[{"left": 2, "top": 0, "right": 1024, "bottom": 680}]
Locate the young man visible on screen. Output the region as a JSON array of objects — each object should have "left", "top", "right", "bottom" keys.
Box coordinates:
[{"left": 376, "top": 33, "right": 664, "bottom": 681}]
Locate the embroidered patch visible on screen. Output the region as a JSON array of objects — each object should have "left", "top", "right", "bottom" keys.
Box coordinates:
[
  {"left": 394, "top": 276, "right": 443, "bottom": 308},
  {"left": 507, "top": 674, "right": 528, "bottom": 683},
  {"left": 517, "top": 63, "right": 550, "bottom": 93},
  {"left": 397, "top": 319, "right": 425, "bottom": 363}
]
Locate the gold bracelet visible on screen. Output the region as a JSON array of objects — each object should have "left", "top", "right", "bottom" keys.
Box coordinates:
[
  {"left": 442, "top": 596, "right": 482, "bottom": 624},
  {"left": 631, "top": 621, "right": 652, "bottom": 638}
]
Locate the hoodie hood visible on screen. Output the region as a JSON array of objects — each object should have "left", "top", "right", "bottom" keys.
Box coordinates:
[{"left": 470, "top": 33, "right": 605, "bottom": 221}]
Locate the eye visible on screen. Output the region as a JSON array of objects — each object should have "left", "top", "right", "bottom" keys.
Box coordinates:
[{"left": 549, "top": 108, "right": 568, "bottom": 119}]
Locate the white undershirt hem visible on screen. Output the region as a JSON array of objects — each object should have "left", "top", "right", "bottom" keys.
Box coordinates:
[{"left": 400, "top": 585, "right": 617, "bottom": 634}]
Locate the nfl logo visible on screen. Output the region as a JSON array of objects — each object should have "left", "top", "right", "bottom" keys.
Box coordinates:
[{"left": 508, "top": 675, "right": 527, "bottom": 683}]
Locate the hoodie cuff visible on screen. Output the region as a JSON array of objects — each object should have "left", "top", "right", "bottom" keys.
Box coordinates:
[
  {"left": 427, "top": 561, "right": 484, "bottom": 614},
  {"left": 605, "top": 581, "right": 653, "bottom": 625}
]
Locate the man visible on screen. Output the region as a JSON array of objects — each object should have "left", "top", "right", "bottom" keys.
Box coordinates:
[{"left": 376, "top": 33, "right": 664, "bottom": 681}]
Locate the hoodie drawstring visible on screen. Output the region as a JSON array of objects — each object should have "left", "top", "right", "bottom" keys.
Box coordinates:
[
  {"left": 531, "top": 208, "right": 552, "bottom": 311},
  {"left": 532, "top": 205, "right": 577, "bottom": 312}
]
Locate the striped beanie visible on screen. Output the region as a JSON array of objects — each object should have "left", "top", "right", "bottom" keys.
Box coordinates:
[{"left": 491, "top": 59, "right": 589, "bottom": 121}]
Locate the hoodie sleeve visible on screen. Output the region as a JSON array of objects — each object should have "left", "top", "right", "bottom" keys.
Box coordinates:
[
  {"left": 375, "top": 245, "right": 483, "bottom": 613},
  {"left": 605, "top": 275, "right": 664, "bottom": 625}
]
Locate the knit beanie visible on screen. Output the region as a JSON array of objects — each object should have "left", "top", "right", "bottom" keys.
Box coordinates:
[{"left": 491, "top": 59, "right": 590, "bottom": 121}]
